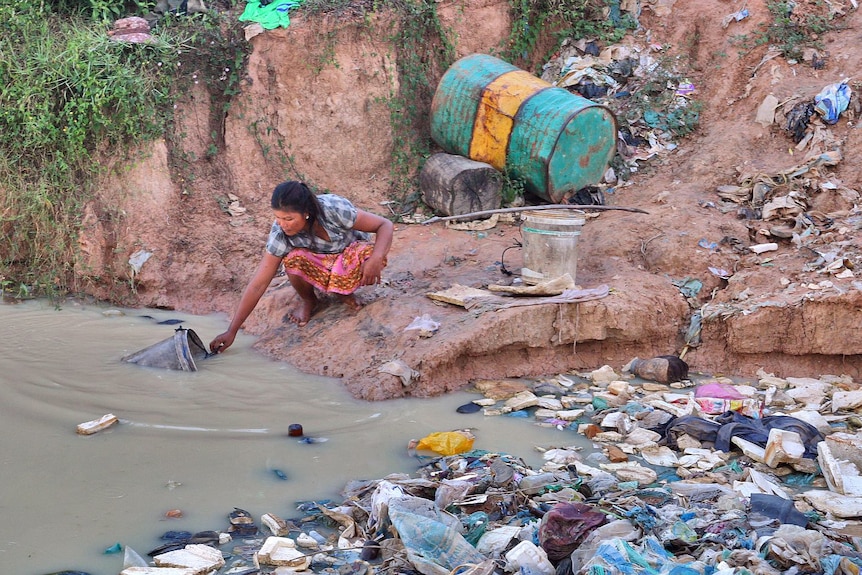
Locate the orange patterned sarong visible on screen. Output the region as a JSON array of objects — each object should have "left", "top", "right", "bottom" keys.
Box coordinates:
[{"left": 283, "top": 241, "right": 382, "bottom": 295}]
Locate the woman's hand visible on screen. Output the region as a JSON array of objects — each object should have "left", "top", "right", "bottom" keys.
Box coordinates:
[
  {"left": 360, "top": 254, "right": 385, "bottom": 286},
  {"left": 209, "top": 251, "right": 282, "bottom": 355},
  {"left": 209, "top": 330, "right": 236, "bottom": 354},
  {"left": 353, "top": 210, "right": 393, "bottom": 286}
]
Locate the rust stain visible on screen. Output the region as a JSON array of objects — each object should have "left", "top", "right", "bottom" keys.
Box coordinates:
[{"left": 587, "top": 137, "right": 610, "bottom": 155}]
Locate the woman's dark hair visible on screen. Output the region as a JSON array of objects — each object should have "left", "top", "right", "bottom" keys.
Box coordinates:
[{"left": 271, "top": 181, "right": 323, "bottom": 227}]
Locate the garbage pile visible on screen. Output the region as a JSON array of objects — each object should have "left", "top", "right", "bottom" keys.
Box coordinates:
[
  {"left": 115, "top": 363, "right": 862, "bottom": 575},
  {"left": 711, "top": 140, "right": 862, "bottom": 285},
  {"left": 539, "top": 37, "right": 699, "bottom": 187}
]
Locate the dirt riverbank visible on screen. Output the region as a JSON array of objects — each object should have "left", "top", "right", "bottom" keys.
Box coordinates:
[{"left": 75, "top": 0, "right": 862, "bottom": 398}]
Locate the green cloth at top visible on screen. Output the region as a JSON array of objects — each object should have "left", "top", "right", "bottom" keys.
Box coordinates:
[{"left": 239, "top": 0, "right": 304, "bottom": 30}]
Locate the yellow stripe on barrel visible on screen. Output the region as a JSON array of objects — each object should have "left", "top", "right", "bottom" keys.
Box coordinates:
[{"left": 469, "top": 70, "right": 551, "bottom": 170}]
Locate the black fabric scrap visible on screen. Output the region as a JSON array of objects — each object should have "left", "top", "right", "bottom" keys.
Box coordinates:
[
  {"left": 749, "top": 493, "right": 809, "bottom": 527},
  {"left": 785, "top": 101, "right": 815, "bottom": 143},
  {"left": 661, "top": 411, "right": 823, "bottom": 459},
  {"left": 660, "top": 415, "right": 720, "bottom": 449}
]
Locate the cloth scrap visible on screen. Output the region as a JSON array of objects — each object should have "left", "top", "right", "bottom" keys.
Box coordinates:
[
  {"left": 378, "top": 359, "right": 419, "bottom": 387},
  {"left": 426, "top": 285, "right": 497, "bottom": 307},
  {"left": 488, "top": 273, "right": 576, "bottom": 296},
  {"left": 464, "top": 285, "right": 610, "bottom": 312},
  {"left": 661, "top": 411, "right": 824, "bottom": 458},
  {"left": 239, "top": 0, "right": 304, "bottom": 30},
  {"left": 538, "top": 502, "right": 607, "bottom": 561}
]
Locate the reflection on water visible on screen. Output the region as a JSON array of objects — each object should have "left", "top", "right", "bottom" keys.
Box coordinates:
[{"left": 0, "top": 299, "right": 574, "bottom": 575}]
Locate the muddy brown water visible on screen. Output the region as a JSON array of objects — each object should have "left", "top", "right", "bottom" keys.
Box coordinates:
[{"left": 0, "top": 299, "right": 579, "bottom": 575}]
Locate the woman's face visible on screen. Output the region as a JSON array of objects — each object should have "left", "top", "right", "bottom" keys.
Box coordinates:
[{"left": 273, "top": 208, "right": 307, "bottom": 236}]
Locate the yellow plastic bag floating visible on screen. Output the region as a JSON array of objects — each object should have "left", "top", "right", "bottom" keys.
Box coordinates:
[{"left": 414, "top": 430, "right": 475, "bottom": 456}]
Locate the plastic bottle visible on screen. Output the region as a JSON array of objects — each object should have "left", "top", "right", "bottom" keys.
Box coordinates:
[{"left": 504, "top": 540, "right": 555, "bottom": 575}]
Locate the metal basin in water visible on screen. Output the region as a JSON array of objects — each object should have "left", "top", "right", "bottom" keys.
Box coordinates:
[{"left": 122, "top": 327, "right": 210, "bottom": 371}]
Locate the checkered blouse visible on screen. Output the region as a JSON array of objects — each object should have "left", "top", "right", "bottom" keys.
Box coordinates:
[{"left": 265, "top": 194, "right": 371, "bottom": 256}]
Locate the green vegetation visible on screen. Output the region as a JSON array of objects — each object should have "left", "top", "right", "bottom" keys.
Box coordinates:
[
  {"left": 733, "top": 1, "right": 835, "bottom": 62},
  {"left": 0, "top": 1, "right": 171, "bottom": 298},
  {"left": 385, "top": 0, "right": 456, "bottom": 215},
  {"left": 52, "top": 0, "right": 154, "bottom": 22},
  {"left": 0, "top": 0, "right": 248, "bottom": 299},
  {"left": 762, "top": 1, "right": 834, "bottom": 61},
  {"left": 504, "top": 0, "right": 636, "bottom": 69},
  {"left": 618, "top": 61, "right": 701, "bottom": 139},
  {"left": 500, "top": 171, "right": 528, "bottom": 206}
]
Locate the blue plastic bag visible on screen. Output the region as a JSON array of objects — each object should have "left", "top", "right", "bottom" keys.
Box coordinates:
[{"left": 814, "top": 82, "right": 851, "bottom": 124}]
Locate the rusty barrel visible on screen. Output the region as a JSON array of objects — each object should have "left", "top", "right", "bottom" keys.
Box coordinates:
[{"left": 430, "top": 53, "right": 617, "bottom": 203}]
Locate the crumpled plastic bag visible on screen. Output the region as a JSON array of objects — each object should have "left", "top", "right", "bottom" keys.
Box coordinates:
[
  {"left": 129, "top": 249, "right": 153, "bottom": 274},
  {"left": 538, "top": 502, "right": 607, "bottom": 561},
  {"left": 368, "top": 479, "right": 405, "bottom": 533},
  {"left": 580, "top": 536, "right": 683, "bottom": 575},
  {"left": 814, "top": 82, "right": 851, "bottom": 124},
  {"left": 415, "top": 431, "right": 474, "bottom": 456},
  {"left": 387, "top": 495, "right": 484, "bottom": 575},
  {"left": 763, "top": 524, "right": 826, "bottom": 571},
  {"left": 378, "top": 359, "right": 419, "bottom": 386},
  {"left": 569, "top": 520, "right": 641, "bottom": 573},
  {"left": 404, "top": 314, "right": 440, "bottom": 337},
  {"left": 696, "top": 382, "right": 746, "bottom": 400},
  {"left": 821, "top": 554, "right": 862, "bottom": 575}
]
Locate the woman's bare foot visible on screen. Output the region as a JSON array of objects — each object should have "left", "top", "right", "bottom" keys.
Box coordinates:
[
  {"left": 288, "top": 296, "right": 318, "bottom": 327},
  {"left": 339, "top": 293, "right": 363, "bottom": 311}
]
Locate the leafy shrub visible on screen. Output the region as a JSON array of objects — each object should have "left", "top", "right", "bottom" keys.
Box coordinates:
[
  {"left": 505, "top": 0, "right": 636, "bottom": 67},
  {"left": 0, "top": 1, "right": 247, "bottom": 298}
]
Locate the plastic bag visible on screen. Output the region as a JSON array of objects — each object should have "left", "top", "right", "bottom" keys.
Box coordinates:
[
  {"left": 405, "top": 314, "right": 440, "bottom": 337},
  {"left": 581, "top": 536, "right": 689, "bottom": 575},
  {"left": 538, "top": 502, "right": 607, "bottom": 561},
  {"left": 415, "top": 431, "right": 475, "bottom": 456},
  {"left": 814, "top": 82, "right": 851, "bottom": 124},
  {"left": 388, "top": 496, "right": 484, "bottom": 575},
  {"left": 505, "top": 540, "right": 555, "bottom": 575},
  {"left": 463, "top": 511, "right": 488, "bottom": 545},
  {"left": 695, "top": 382, "right": 746, "bottom": 400}
]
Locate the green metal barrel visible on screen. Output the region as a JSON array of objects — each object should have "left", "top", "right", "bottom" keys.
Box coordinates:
[{"left": 430, "top": 53, "right": 617, "bottom": 203}]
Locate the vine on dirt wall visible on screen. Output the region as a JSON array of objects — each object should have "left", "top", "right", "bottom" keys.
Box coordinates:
[
  {"left": 0, "top": 1, "right": 173, "bottom": 298},
  {"left": 0, "top": 1, "right": 248, "bottom": 299},
  {"left": 385, "top": 0, "right": 457, "bottom": 215},
  {"left": 161, "top": 12, "right": 250, "bottom": 195},
  {"left": 237, "top": 0, "right": 458, "bottom": 219},
  {"left": 503, "top": 0, "right": 635, "bottom": 71}
]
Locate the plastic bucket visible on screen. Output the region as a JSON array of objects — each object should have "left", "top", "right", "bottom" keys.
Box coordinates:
[
  {"left": 122, "top": 327, "right": 210, "bottom": 371},
  {"left": 430, "top": 53, "right": 617, "bottom": 203},
  {"left": 520, "top": 209, "right": 585, "bottom": 285}
]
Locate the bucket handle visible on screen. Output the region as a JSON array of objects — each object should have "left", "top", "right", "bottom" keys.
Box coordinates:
[
  {"left": 175, "top": 326, "right": 214, "bottom": 360},
  {"left": 499, "top": 241, "right": 522, "bottom": 276}
]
